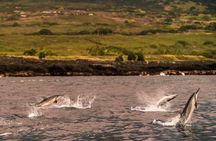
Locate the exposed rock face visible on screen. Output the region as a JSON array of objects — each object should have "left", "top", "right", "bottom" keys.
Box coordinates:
[{"left": 0, "top": 57, "right": 215, "bottom": 76}]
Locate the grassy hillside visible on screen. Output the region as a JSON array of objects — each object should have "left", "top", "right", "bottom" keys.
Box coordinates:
[
  {"left": 0, "top": 33, "right": 215, "bottom": 61},
  {"left": 0, "top": 0, "right": 215, "bottom": 13},
  {"left": 0, "top": 0, "right": 215, "bottom": 61}
]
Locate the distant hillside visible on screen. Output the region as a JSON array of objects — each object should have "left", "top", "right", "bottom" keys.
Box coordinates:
[{"left": 0, "top": 0, "right": 215, "bottom": 14}]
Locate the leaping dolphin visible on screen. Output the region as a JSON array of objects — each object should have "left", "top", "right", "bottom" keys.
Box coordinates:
[
  {"left": 131, "top": 94, "right": 177, "bottom": 112},
  {"left": 156, "top": 94, "right": 178, "bottom": 107},
  {"left": 152, "top": 88, "right": 200, "bottom": 127},
  {"left": 35, "top": 95, "right": 64, "bottom": 108},
  {"left": 177, "top": 88, "right": 200, "bottom": 126}
]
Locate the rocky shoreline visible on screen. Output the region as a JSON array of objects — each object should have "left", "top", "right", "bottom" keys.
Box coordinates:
[{"left": 0, "top": 56, "right": 216, "bottom": 77}]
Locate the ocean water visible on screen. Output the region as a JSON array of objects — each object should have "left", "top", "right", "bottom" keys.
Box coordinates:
[{"left": 0, "top": 76, "right": 215, "bottom": 140}]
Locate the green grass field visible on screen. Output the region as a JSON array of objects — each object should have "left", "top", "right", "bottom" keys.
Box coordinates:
[{"left": 0, "top": 32, "right": 215, "bottom": 61}]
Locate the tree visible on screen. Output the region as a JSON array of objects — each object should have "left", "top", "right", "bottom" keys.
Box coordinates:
[
  {"left": 38, "top": 51, "right": 46, "bottom": 60},
  {"left": 115, "top": 55, "right": 124, "bottom": 62},
  {"left": 135, "top": 52, "right": 145, "bottom": 61}
]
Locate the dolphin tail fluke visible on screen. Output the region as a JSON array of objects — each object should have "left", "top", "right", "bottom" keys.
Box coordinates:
[
  {"left": 195, "top": 88, "right": 200, "bottom": 108},
  {"left": 195, "top": 88, "right": 200, "bottom": 94}
]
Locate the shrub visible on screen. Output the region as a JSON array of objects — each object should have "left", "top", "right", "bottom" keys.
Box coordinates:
[
  {"left": 163, "top": 18, "right": 173, "bottom": 25},
  {"left": 115, "top": 55, "right": 124, "bottom": 62},
  {"left": 205, "top": 22, "right": 216, "bottom": 31},
  {"left": 202, "top": 50, "right": 216, "bottom": 59},
  {"left": 188, "top": 6, "right": 199, "bottom": 16},
  {"left": 88, "top": 47, "right": 105, "bottom": 56},
  {"left": 139, "top": 29, "right": 176, "bottom": 35},
  {"left": 179, "top": 24, "right": 202, "bottom": 32},
  {"left": 38, "top": 51, "right": 46, "bottom": 60},
  {"left": 37, "top": 29, "right": 53, "bottom": 35},
  {"left": 93, "top": 27, "right": 113, "bottom": 35},
  {"left": 135, "top": 52, "right": 145, "bottom": 61},
  {"left": 202, "top": 15, "right": 211, "bottom": 21},
  {"left": 127, "top": 52, "right": 136, "bottom": 61},
  {"left": 23, "top": 49, "right": 37, "bottom": 56},
  {"left": 203, "top": 41, "right": 214, "bottom": 45},
  {"left": 126, "top": 51, "right": 145, "bottom": 61}
]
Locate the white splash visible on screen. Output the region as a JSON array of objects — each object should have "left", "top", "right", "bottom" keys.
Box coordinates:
[
  {"left": 160, "top": 72, "right": 166, "bottom": 76},
  {"left": 27, "top": 107, "right": 42, "bottom": 118},
  {"left": 180, "top": 72, "right": 185, "bottom": 76},
  {"left": 70, "top": 95, "right": 96, "bottom": 109},
  {"left": 131, "top": 105, "right": 168, "bottom": 112},
  {"left": 152, "top": 115, "right": 181, "bottom": 126}
]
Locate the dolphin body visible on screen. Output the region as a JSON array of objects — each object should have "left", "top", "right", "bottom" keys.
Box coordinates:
[
  {"left": 156, "top": 94, "right": 178, "bottom": 107},
  {"left": 152, "top": 88, "right": 200, "bottom": 127},
  {"left": 177, "top": 88, "right": 200, "bottom": 126},
  {"left": 131, "top": 94, "right": 177, "bottom": 112},
  {"left": 35, "top": 95, "right": 63, "bottom": 108}
]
